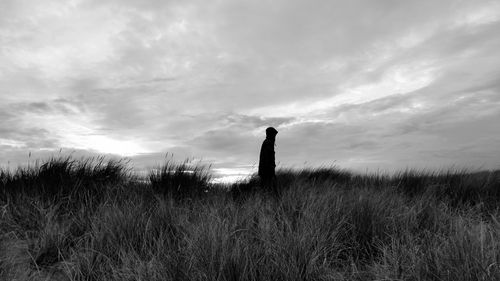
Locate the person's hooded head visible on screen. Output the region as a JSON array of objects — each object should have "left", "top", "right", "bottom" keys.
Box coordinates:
[{"left": 265, "top": 127, "right": 278, "bottom": 141}]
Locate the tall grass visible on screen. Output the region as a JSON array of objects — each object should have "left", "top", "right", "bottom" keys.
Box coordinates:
[
  {"left": 149, "top": 158, "right": 212, "bottom": 199},
  {"left": 0, "top": 156, "right": 127, "bottom": 201},
  {"left": 1, "top": 156, "right": 500, "bottom": 280}
]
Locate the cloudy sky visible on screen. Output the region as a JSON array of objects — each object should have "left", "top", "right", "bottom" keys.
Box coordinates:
[{"left": 1, "top": 0, "right": 499, "bottom": 181}]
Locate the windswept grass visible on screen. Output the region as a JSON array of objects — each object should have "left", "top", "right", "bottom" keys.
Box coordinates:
[
  {"left": 1, "top": 156, "right": 500, "bottom": 280},
  {"left": 0, "top": 156, "right": 128, "bottom": 201},
  {"left": 149, "top": 158, "right": 212, "bottom": 199}
]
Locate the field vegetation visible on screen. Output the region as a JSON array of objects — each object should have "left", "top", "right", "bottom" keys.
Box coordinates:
[{"left": 1, "top": 156, "right": 500, "bottom": 280}]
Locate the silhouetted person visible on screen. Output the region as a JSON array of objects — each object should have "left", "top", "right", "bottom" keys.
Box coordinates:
[{"left": 258, "top": 127, "right": 278, "bottom": 193}]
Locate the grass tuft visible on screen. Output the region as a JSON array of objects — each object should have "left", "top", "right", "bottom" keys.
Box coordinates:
[
  {"left": 0, "top": 156, "right": 128, "bottom": 201},
  {"left": 149, "top": 158, "right": 212, "bottom": 199}
]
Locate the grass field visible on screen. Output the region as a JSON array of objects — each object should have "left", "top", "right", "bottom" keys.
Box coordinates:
[{"left": 1, "top": 157, "right": 500, "bottom": 281}]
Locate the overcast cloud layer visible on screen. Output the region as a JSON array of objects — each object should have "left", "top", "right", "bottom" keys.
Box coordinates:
[{"left": 1, "top": 0, "right": 499, "bottom": 181}]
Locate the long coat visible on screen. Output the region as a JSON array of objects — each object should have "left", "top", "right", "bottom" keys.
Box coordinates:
[{"left": 258, "top": 138, "right": 275, "bottom": 179}]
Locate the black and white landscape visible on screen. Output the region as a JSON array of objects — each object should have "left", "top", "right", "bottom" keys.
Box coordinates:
[{"left": 1, "top": 0, "right": 499, "bottom": 280}]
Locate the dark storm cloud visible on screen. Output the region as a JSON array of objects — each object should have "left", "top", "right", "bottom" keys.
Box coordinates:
[
  {"left": 8, "top": 99, "right": 81, "bottom": 115},
  {"left": 188, "top": 129, "right": 254, "bottom": 155},
  {"left": 0, "top": 99, "right": 79, "bottom": 153}
]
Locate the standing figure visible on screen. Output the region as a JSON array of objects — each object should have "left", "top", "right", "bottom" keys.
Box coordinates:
[{"left": 258, "top": 127, "right": 278, "bottom": 192}]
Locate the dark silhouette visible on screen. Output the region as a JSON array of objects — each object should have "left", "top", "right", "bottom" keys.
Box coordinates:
[{"left": 258, "top": 127, "right": 278, "bottom": 193}]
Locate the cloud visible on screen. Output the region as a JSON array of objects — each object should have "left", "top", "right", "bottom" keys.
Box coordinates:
[{"left": 1, "top": 0, "right": 499, "bottom": 177}]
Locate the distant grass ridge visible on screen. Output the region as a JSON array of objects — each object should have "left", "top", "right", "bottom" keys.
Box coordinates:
[
  {"left": 273, "top": 167, "right": 500, "bottom": 209},
  {"left": 390, "top": 169, "right": 500, "bottom": 206}
]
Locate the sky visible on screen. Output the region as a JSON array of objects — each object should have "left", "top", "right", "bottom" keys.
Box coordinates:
[{"left": 1, "top": 0, "right": 499, "bottom": 182}]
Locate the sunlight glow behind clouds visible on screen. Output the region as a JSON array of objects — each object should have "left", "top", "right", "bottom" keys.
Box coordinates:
[
  {"left": 50, "top": 117, "right": 150, "bottom": 156},
  {"left": 0, "top": 139, "right": 26, "bottom": 149},
  {"left": 66, "top": 135, "right": 150, "bottom": 156},
  {"left": 249, "top": 60, "right": 436, "bottom": 119},
  {"left": 453, "top": 2, "right": 500, "bottom": 27}
]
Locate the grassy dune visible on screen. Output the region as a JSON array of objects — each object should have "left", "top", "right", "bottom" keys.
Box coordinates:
[{"left": 1, "top": 157, "right": 500, "bottom": 280}]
